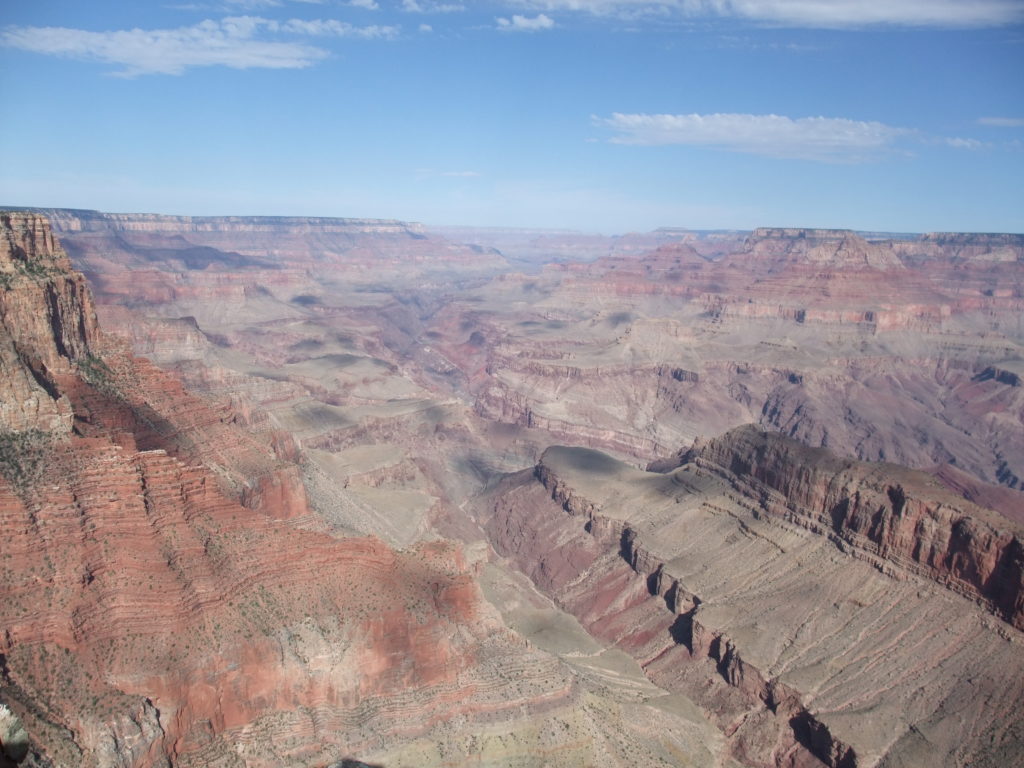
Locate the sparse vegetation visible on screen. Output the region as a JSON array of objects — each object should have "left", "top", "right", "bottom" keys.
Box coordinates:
[
  {"left": 0, "top": 429, "right": 51, "bottom": 492},
  {"left": 77, "top": 353, "right": 126, "bottom": 400}
]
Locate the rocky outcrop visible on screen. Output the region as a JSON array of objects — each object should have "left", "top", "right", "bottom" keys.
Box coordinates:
[
  {"left": 0, "top": 431, "right": 570, "bottom": 767},
  {"left": 0, "top": 212, "right": 99, "bottom": 433},
  {"left": 690, "top": 425, "right": 1024, "bottom": 629},
  {"left": 484, "top": 442, "right": 1024, "bottom": 768},
  {"left": 744, "top": 228, "right": 905, "bottom": 270}
]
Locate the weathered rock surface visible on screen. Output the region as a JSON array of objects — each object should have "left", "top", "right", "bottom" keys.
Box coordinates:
[
  {"left": 29, "top": 211, "right": 1024, "bottom": 498},
  {"left": 482, "top": 432, "right": 1024, "bottom": 767},
  {"left": 689, "top": 425, "right": 1024, "bottom": 628},
  {"left": 418, "top": 227, "right": 1024, "bottom": 491},
  {"left": 0, "top": 212, "right": 98, "bottom": 434},
  {"left": 0, "top": 213, "right": 722, "bottom": 768}
]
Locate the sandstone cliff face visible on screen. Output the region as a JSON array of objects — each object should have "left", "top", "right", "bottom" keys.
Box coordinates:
[
  {"left": 691, "top": 425, "right": 1024, "bottom": 629},
  {"left": 484, "top": 439, "right": 1024, "bottom": 768},
  {"left": 1, "top": 212, "right": 98, "bottom": 433}
]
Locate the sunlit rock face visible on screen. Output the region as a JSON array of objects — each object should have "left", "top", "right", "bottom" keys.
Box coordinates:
[
  {"left": 0, "top": 212, "right": 98, "bottom": 434},
  {"left": 483, "top": 431, "right": 1024, "bottom": 768}
]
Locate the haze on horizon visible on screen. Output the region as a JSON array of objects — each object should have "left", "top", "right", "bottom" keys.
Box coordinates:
[{"left": 1, "top": 0, "right": 1022, "bottom": 234}]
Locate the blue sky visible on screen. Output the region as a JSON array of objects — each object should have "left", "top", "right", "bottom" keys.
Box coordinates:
[{"left": 1, "top": 0, "right": 1022, "bottom": 233}]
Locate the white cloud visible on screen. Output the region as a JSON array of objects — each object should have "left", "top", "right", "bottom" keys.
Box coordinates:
[
  {"left": 515, "top": 0, "right": 1024, "bottom": 28},
  {"left": 419, "top": 23, "right": 434, "bottom": 32},
  {"left": 0, "top": 15, "right": 397, "bottom": 76},
  {"left": 594, "top": 112, "right": 910, "bottom": 161},
  {"left": 978, "top": 117, "right": 1024, "bottom": 128},
  {"left": 224, "top": 0, "right": 283, "bottom": 8},
  {"left": 280, "top": 18, "right": 398, "bottom": 37},
  {"left": 401, "top": 0, "right": 465, "bottom": 12},
  {"left": 348, "top": 0, "right": 380, "bottom": 8},
  {"left": 497, "top": 13, "right": 556, "bottom": 30},
  {"left": 943, "top": 137, "right": 987, "bottom": 150}
]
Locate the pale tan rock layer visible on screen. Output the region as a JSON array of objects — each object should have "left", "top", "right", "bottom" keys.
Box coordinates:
[
  {"left": 484, "top": 434, "right": 1024, "bottom": 767},
  {"left": 689, "top": 426, "right": 1024, "bottom": 628}
]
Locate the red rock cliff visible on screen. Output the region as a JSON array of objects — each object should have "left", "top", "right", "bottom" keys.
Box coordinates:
[
  {"left": 692, "top": 425, "right": 1024, "bottom": 628},
  {"left": 1, "top": 212, "right": 99, "bottom": 433}
]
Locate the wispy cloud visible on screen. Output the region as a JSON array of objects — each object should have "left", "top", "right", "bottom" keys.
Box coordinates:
[
  {"left": 224, "top": 0, "right": 284, "bottom": 8},
  {"left": 943, "top": 137, "right": 988, "bottom": 150},
  {"left": 517, "top": 0, "right": 1024, "bottom": 28},
  {"left": 401, "top": 0, "right": 465, "bottom": 13},
  {"left": 278, "top": 18, "right": 398, "bottom": 37},
  {"left": 222, "top": 0, "right": 327, "bottom": 6},
  {"left": 348, "top": 0, "right": 380, "bottom": 9},
  {"left": 497, "top": 13, "right": 556, "bottom": 31},
  {"left": 0, "top": 16, "right": 397, "bottom": 76},
  {"left": 594, "top": 112, "right": 910, "bottom": 162},
  {"left": 978, "top": 117, "right": 1024, "bottom": 128}
]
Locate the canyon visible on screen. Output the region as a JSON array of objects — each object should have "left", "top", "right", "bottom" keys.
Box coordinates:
[{"left": 1, "top": 208, "right": 1022, "bottom": 767}]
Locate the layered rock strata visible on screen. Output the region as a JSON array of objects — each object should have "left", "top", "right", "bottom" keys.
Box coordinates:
[
  {"left": 1, "top": 212, "right": 98, "bottom": 433},
  {"left": 416, "top": 227, "right": 1024, "bottom": 492},
  {"left": 484, "top": 431, "right": 1024, "bottom": 767},
  {"left": 0, "top": 213, "right": 714, "bottom": 767},
  {"left": 688, "top": 426, "right": 1024, "bottom": 628},
  {"left": 23, "top": 210, "right": 1024, "bottom": 498}
]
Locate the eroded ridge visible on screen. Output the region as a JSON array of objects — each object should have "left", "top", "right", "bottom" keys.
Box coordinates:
[{"left": 485, "top": 434, "right": 1024, "bottom": 767}]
